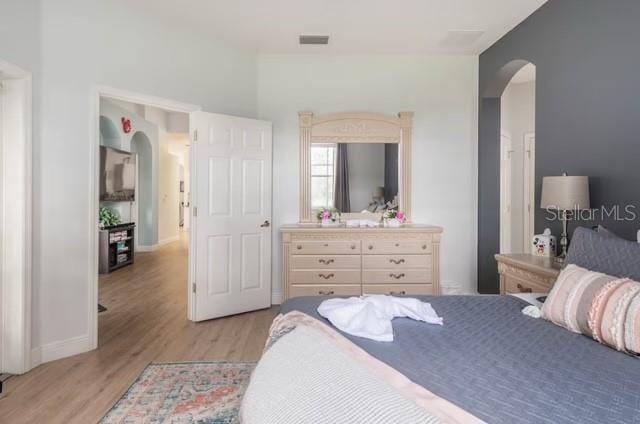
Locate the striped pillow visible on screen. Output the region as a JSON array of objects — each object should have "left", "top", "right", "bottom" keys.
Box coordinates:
[{"left": 542, "top": 264, "right": 640, "bottom": 355}]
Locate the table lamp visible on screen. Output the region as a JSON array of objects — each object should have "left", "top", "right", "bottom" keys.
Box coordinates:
[{"left": 540, "top": 174, "right": 590, "bottom": 262}]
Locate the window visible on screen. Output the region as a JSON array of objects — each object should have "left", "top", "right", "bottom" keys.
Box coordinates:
[{"left": 311, "top": 144, "right": 336, "bottom": 209}]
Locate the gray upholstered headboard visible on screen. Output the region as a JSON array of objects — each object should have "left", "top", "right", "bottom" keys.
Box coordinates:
[{"left": 566, "top": 227, "right": 640, "bottom": 281}]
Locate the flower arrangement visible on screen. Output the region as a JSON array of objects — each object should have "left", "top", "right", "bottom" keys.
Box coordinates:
[
  {"left": 383, "top": 208, "right": 406, "bottom": 223},
  {"left": 316, "top": 208, "right": 341, "bottom": 225}
]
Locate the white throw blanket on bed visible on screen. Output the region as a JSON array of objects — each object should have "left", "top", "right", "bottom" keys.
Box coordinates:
[{"left": 317, "top": 295, "right": 443, "bottom": 342}]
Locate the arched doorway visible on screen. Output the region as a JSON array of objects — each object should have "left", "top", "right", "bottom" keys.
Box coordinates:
[
  {"left": 499, "top": 63, "right": 536, "bottom": 253},
  {"left": 99, "top": 116, "right": 121, "bottom": 149},
  {"left": 131, "top": 131, "right": 154, "bottom": 247},
  {"left": 478, "top": 59, "right": 536, "bottom": 292}
]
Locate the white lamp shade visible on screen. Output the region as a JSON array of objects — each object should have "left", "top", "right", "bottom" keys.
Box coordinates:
[{"left": 540, "top": 176, "right": 590, "bottom": 210}]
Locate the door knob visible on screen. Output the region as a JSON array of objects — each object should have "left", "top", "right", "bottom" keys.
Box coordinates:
[{"left": 260, "top": 220, "right": 271, "bottom": 228}]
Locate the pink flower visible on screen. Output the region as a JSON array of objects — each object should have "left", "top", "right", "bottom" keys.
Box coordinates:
[
  {"left": 396, "top": 211, "right": 406, "bottom": 222},
  {"left": 320, "top": 210, "right": 331, "bottom": 220}
]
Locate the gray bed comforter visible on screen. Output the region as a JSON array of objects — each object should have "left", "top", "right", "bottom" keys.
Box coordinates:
[{"left": 281, "top": 295, "right": 640, "bottom": 424}]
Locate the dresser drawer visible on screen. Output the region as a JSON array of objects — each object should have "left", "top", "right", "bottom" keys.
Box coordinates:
[
  {"left": 363, "top": 255, "right": 431, "bottom": 269},
  {"left": 290, "top": 270, "right": 361, "bottom": 285},
  {"left": 363, "top": 240, "right": 431, "bottom": 255},
  {"left": 289, "top": 285, "right": 361, "bottom": 297},
  {"left": 363, "top": 270, "right": 431, "bottom": 284},
  {"left": 363, "top": 284, "right": 434, "bottom": 296},
  {"left": 291, "top": 241, "right": 360, "bottom": 255},
  {"left": 291, "top": 255, "right": 361, "bottom": 270},
  {"left": 504, "top": 275, "right": 552, "bottom": 294}
]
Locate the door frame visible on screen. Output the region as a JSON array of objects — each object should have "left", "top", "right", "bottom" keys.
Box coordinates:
[
  {"left": 89, "top": 85, "right": 201, "bottom": 349},
  {"left": 0, "top": 60, "right": 33, "bottom": 374},
  {"left": 499, "top": 130, "right": 513, "bottom": 254},
  {"left": 522, "top": 133, "right": 535, "bottom": 253}
]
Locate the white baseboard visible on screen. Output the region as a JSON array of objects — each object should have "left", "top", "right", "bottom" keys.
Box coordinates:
[
  {"left": 271, "top": 291, "right": 284, "bottom": 305},
  {"left": 30, "top": 334, "right": 93, "bottom": 368},
  {"left": 158, "top": 235, "right": 180, "bottom": 246},
  {"left": 441, "top": 281, "right": 477, "bottom": 295}
]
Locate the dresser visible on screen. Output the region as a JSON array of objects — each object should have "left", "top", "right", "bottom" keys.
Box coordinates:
[
  {"left": 495, "top": 254, "right": 562, "bottom": 295},
  {"left": 282, "top": 224, "right": 442, "bottom": 300}
]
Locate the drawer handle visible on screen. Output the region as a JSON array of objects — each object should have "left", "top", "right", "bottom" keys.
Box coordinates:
[
  {"left": 318, "top": 273, "right": 335, "bottom": 280},
  {"left": 318, "top": 290, "right": 335, "bottom": 295},
  {"left": 350, "top": 245, "right": 356, "bottom": 250},
  {"left": 389, "top": 273, "right": 405, "bottom": 280},
  {"left": 318, "top": 259, "right": 335, "bottom": 265},
  {"left": 389, "top": 290, "right": 406, "bottom": 296},
  {"left": 422, "top": 245, "right": 427, "bottom": 250},
  {"left": 368, "top": 245, "right": 374, "bottom": 250},
  {"left": 517, "top": 283, "right": 533, "bottom": 293},
  {"left": 395, "top": 243, "right": 400, "bottom": 247},
  {"left": 296, "top": 245, "right": 302, "bottom": 250},
  {"left": 389, "top": 259, "right": 405, "bottom": 265},
  {"left": 324, "top": 243, "right": 329, "bottom": 247}
]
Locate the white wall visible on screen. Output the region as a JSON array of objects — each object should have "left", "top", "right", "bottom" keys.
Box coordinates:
[
  {"left": 258, "top": 54, "right": 479, "bottom": 298},
  {"left": 27, "top": 0, "right": 258, "bottom": 363},
  {"left": 501, "top": 80, "right": 535, "bottom": 252},
  {"left": 346, "top": 144, "right": 385, "bottom": 212}
]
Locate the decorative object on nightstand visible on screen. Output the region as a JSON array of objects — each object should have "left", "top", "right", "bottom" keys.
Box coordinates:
[
  {"left": 540, "top": 173, "right": 590, "bottom": 263},
  {"left": 532, "top": 228, "right": 556, "bottom": 257},
  {"left": 495, "top": 253, "right": 562, "bottom": 295}
]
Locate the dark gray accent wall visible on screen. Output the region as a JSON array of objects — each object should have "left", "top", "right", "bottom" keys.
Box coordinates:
[{"left": 478, "top": 0, "right": 640, "bottom": 293}]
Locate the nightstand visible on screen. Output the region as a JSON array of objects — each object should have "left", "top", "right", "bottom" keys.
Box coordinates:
[{"left": 495, "top": 254, "right": 562, "bottom": 295}]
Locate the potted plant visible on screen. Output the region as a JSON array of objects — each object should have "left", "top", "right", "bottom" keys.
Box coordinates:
[
  {"left": 383, "top": 208, "right": 406, "bottom": 228},
  {"left": 99, "top": 207, "right": 122, "bottom": 229},
  {"left": 317, "top": 208, "right": 341, "bottom": 227}
]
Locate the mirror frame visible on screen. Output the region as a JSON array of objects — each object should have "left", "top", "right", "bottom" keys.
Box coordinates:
[{"left": 299, "top": 111, "right": 414, "bottom": 223}]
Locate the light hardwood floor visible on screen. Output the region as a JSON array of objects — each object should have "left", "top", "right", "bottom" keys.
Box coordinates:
[{"left": 0, "top": 236, "right": 278, "bottom": 424}]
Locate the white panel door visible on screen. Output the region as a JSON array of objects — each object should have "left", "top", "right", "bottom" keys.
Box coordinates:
[{"left": 190, "top": 112, "right": 272, "bottom": 321}]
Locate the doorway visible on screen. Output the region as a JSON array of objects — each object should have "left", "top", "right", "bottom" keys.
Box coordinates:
[
  {"left": 499, "top": 63, "right": 536, "bottom": 254},
  {"left": 93, "top": 88, "right": 196, "bottom": 349},
  {"left": 90, "top": 88, "right": 274, "bottom": 350},
  {"left": 0, "top": 60, "right": 32, "bottom": 374}
]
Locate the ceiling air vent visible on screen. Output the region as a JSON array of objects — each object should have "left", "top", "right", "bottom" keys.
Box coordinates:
[{"left": 299, "top": 35, "right": 329, "bottom": 45}]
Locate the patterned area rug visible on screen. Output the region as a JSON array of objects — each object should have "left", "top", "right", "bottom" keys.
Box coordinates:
[{"left": 101, "top": 362, "right": 255, "bottom": 424}]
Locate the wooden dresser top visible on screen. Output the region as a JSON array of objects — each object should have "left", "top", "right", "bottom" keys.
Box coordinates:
[{"left": 280, "top": 223, "right": 443, "bottom": 234}]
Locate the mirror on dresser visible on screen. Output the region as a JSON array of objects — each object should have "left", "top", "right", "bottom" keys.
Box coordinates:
[
  {"left": 311, "top": 143, "right": 399, "bottom": 214},
  {"left": 281, "top": 111, "right": 443, "bottom": 301},
  {"left": 299, "top": 111, "right": 413, "bottom": 223}
]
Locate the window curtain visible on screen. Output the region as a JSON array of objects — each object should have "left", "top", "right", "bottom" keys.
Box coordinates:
[{"left": 334, "top": 144, "right": 351, "bottom": 212}]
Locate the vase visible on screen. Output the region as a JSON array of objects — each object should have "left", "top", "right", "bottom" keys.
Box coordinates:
[
  {"left": 385, "top": 218, "right": 401, "bottom": 228},
  {"left": 321, "top": 219, "right": 332, "bottom": 227}
]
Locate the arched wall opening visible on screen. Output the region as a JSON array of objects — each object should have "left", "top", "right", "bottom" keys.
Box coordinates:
[
  {"left": 478, "top": 59, "right": 536, "bottom": 293},
  {"left": 99, "top": 116, "right": 121, "bottom": 149},
  {"left": 131, "top": 131, "right": 156, "bottom": 247},
  {"left": 499, "top": 63, "right": 536, "bottom": 254}
]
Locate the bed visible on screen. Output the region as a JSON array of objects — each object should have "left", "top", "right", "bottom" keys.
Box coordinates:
[{"left": 240, "top": 228, "right": 640, "bottom": 423}]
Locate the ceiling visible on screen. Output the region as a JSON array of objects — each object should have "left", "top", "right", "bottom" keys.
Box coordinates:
[{"left": 129, "top": 0, "right": 547, "bottom": 55}]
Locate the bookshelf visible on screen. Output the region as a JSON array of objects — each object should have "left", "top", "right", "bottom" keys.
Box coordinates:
[{"left": 99, "top": 223, "right": 136, "bottom": 274}]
